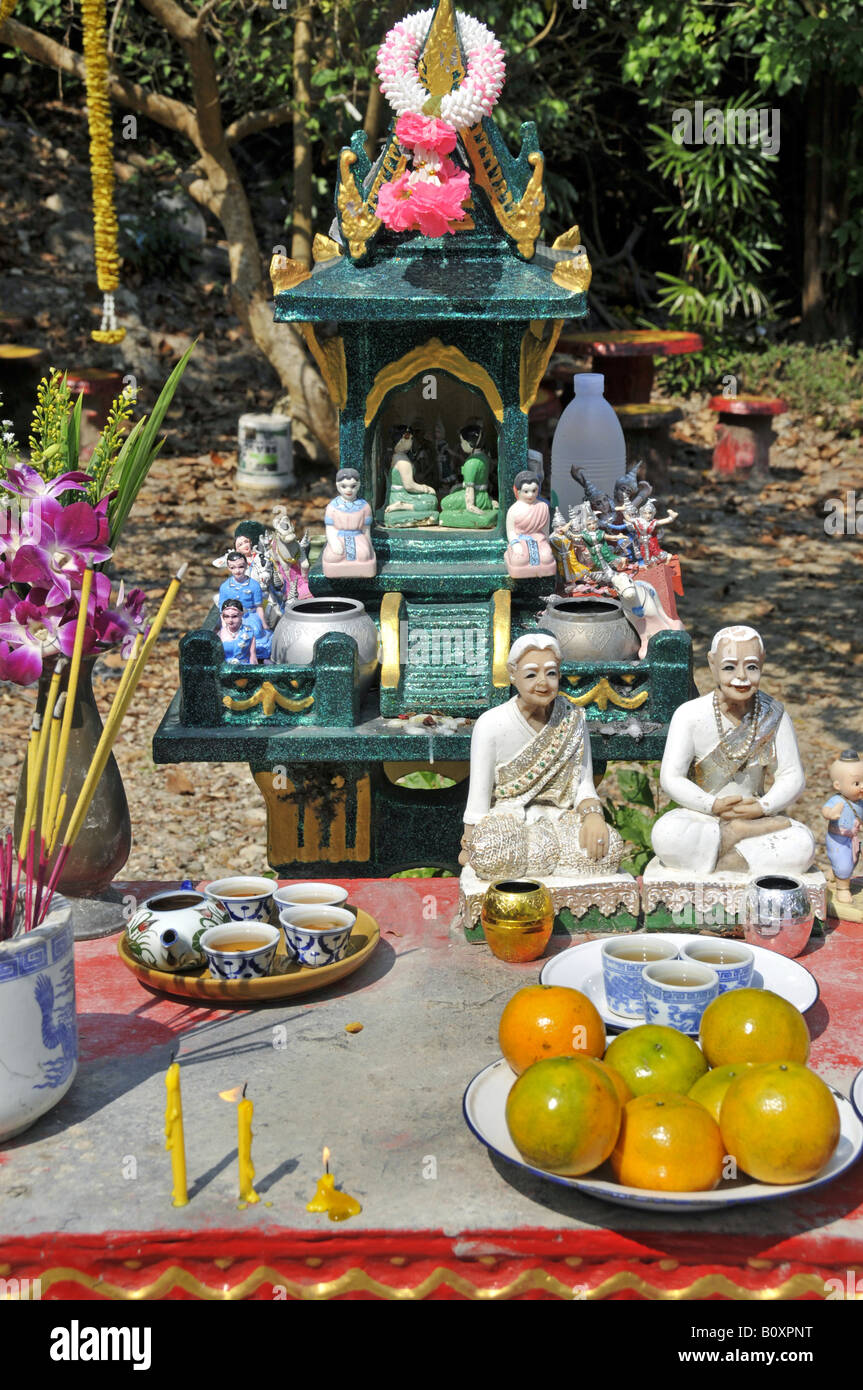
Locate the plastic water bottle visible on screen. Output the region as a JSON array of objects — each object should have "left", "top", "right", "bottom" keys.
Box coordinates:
[{"left": 550, "top": 373, "right": 625, "bottom": 518}]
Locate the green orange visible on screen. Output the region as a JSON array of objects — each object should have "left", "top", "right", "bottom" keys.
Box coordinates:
[
  {"left": 688, "top": 1063, "right": 758, "bottom": 1124},
  {"left": 699, "top": 989, "right": 810, "bottom": 1068},
  {"left": 505, "top": 1055, "right": 622, "bottom": 1176},
  {"left": 604, "top": 1025, "right": 708, "bottom": 1098},
  {"left": 720, "top": 1062, "right": 840, "bottom": 1184}
]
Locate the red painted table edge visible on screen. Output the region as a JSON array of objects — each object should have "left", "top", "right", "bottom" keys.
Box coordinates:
[
  {"left": 558, "top": 332, "right": 703, "bottom": 358},
  {"left": 708, "top": 395, "right": 789, "bottom": 415}
]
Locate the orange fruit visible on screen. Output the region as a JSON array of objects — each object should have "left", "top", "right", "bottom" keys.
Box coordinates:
[
  {"left": 699, "top": 989, "right": 810, "bottom": 1068},
  {"left": 505, "top": 1055, "right": 622, "bottom": 1176},
  {"left": 688, "top": 1063, "right": 758, "bottom": 1124},
  {"left": 591, "top": 1057, "right": 633, "bottom": 1108},
  {"left": 720, "top": 1062, "right": 840, "bottom": 1184},
  {"left": 604, "top": 1025, "right": 708, "bottom": 1097},
  {"left": 610, "top": 1092, "right": 725, "bottom": 1192},
  {"left": 499, "top": 985, "right": 605, "bottom": 1076}
]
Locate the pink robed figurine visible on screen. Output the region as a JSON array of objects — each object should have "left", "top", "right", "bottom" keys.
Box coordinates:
[
  {"left": 504, "top": 470, "right": 557, "bottom": 579},
  {"left": 321, "top": 468, "right": 377, "bottom": 579}
]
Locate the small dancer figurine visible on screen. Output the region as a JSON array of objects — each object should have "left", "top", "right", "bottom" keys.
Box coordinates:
[
  {"left": 439, "top": 424, "right": 499, "bottom": 529},
  {"left": 383, "top": 424, "right": 439, "bottom": 527},
  {"left": 322, "top": 468, "right": 376, "bottom": 578},
  {"left": 219, "top": 598, "right": 258, "bottom": 665},
  {"left": 550, "top": 507, "right": 591, "bottom": 588},
  {"left": 821, "top": 750, "right": 863, "bottom": 905},
  {"left": 633, "top": 498, "right": 678, "bottom": 565},
  {"left": 572, "top": 468, "right": 614, "bottom": 527},
  {"left": 505, "top": 471, "right": 556, "bottom": 578}
]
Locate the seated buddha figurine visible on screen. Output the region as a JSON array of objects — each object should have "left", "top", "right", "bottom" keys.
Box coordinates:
[
  {"left": 439, "top": 424, "right": 499, "bottom": 530},
  {"left": 652, "top": 625, "right": 816, "bottom": 877},
  {"left": 383, "top": 425, "right": 439, "bottom": 527},
  {"left": 504, "top": 470, "right": 557, "bottom": 579},
  {"left": 459, "top": 634, "right": 624, "bottom": 879}
]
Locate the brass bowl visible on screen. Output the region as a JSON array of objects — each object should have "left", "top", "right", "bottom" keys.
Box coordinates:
[{"left": 481, "top": 879, "right": 554, "bottom": 964}]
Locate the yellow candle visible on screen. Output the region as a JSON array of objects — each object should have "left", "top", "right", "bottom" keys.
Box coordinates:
[
  {"left": 306, "top": 1150, "right": 362, "bottom": 1223},
  {"left": 164, "top": 1062, "right": 189, "bottom": 1208},
  {"left": 238, "top": 1090, "right": 260, "bottom": 1205}
]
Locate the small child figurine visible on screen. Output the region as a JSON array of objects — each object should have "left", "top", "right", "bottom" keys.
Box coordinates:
[
  {"left": 821, "top": 749, "right": 863, "bottom": 905},
  {"left": 219, "top": 598, "right": 258, "bottom": 665}
]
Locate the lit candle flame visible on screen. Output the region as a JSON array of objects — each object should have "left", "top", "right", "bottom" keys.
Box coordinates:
[
  {"left": 322, "top": 1146, "right": 330, "bottom": 1172},
  {"left": 219, "top": 1085, "right": 244, "bottom": 1102}
]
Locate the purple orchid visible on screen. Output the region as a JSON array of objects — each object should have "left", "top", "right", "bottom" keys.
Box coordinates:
[
  {"left": 0, "top": 594, "right": 65, "bottom": 686},
  {"left": 10, "top": 497, "right": 111, "bottom": 608},
  {"left": 2, "top": 465, "right": 92, "bottom": 501}
]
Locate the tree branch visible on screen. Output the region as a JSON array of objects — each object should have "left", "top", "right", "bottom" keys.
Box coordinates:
[
  {"left": 225, "top": 102, "right": 294, "bottom": 145},
  {"left": 0, "top": 14, "right": 198, "bottom": 140},
  {"left": 137, "top": 0, "right": 223, "bottom": 151}
]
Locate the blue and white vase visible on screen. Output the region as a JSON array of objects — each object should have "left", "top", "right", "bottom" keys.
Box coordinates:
[{"left": 0, "top": 895, "right": 78, "bottom": 1143}]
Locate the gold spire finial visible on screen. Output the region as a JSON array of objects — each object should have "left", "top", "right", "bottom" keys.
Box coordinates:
[{"left": 418, "top": 0, "right": 465, "bottom": 106}]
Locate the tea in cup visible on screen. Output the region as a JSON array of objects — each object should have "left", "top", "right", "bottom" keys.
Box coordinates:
[
  {"left": 641, "top": 960, "right": 719, "bottom": 1034},
  {"left": 204, "top": 876, "right": 274, "bottom": 922},
  {"left": 600, "top": 936, "right": 679, "bottom": 1018},
  {"left": 200, "top": 923, "right": 280, "bottom": 980},
  {"left": 278, "top": 905, "right": 354, "bottom": 968},
  {"left": 273, "top": 882, "right": 349, "bottom": 914},
  {"left": 681, "top": 940, "right": 754, "bottom": 994}
]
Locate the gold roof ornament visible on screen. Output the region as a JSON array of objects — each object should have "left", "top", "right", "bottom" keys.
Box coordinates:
[{"left": 418, "top": 0, "right": 466, "bottom": 110}]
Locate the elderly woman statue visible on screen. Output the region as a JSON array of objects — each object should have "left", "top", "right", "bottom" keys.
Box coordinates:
[
  {"left": 652, "top": 625, "right": 816, "bottom": 876},
  {"left": 459, "top": 634, "right": 624, "bottom": 879}
]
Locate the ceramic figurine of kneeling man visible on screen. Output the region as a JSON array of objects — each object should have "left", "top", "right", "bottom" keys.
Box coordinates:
[
  {"left": 459, "top": 634, "right": 624, "bottom": 879},
  {"left": 652, "top": 625, "right": 815, "bottom": 877}
]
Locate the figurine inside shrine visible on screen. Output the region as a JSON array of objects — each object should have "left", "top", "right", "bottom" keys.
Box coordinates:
[
  {"left": 383, "top": 425, "right": 440, "bottom": 528},
  {"left": 651, "top": 626, "right": 815, "bottom": 877},
  {"left": 459, "top": 635, "right": 623, "bottom": 878},
  {"left": 439, "top": 424, "right": 499, "bottom": 529},
  {"left": 218, "top": 551, "right": 271, "bottom": 659},
  {"left": 219, "top": 599, "right": 258, "bottom": 665},
  {"left": 505, "top": 471, "right": 556, "bottom": 578},
  {"left": 322, "top": 469, "right": 377, "bottom": 578},
  {"left": 821, "top": 750, "right": 863, "bottom": 905}
]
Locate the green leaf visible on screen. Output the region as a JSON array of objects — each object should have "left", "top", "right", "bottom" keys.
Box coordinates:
[
  {"left": 108, "top": 342, "right": 195, "bottom": 546},
  {"left": 66, "top": 392, "right": 83, "bottom": 476},
  {"left": 615, "top": 768, "right": 656, "bottom": 810}
]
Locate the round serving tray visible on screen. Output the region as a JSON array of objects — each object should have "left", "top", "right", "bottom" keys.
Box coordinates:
[{"left": 117, "top": 909, "right": 380, "bottom": 1003}]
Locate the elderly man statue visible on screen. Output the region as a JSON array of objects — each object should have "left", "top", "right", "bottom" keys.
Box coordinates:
[
  {"left": 459, "top": 634, "right": 623, "bottom": 880},
  {"left": 652, "top": 625, "right": 815, "bottom": 876}
]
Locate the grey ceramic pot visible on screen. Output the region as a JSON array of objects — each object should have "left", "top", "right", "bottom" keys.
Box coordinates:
[
  {"left": 271, "top": 597, "right": 379, "bottom": 697},
  {"left": 742, "top": 874, "right": 814, "bottom": 958},
  {"left": 538, "top": 596, "right": 640, "bottom": 662}
]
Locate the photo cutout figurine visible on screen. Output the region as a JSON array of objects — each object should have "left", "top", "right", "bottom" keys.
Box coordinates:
[
  {"left": 439, "top": 423, "right": 499, "bottom": 530},
  {"left": 383, "top": 424, "right": 439, "bottom": 528},
  {"left": 219, "top": 598, "right": 258, "bottom": 665},
  {"left": 322, "top": 467, "right": 377, "bottom": 578},
  {"left": 459, "top": 634, "right": 624, "bottom": 880},
  {"left": 217, "top": 550, "right": 271, "bottom": 659},
  {"left": 505, "top": 469, "right": 556, "bottom": 578},
  {"left": 651, "top": 626, "right": 816, "bottom": 879},
  {"left": 822, "top": 749, "right": 863, "bottom": 917}
]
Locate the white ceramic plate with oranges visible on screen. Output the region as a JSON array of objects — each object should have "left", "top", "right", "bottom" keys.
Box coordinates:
[
  {"left": 464, "top": 1057, "right": 863, "bottom": 1213},
  {"left": 539, "top": 933, "right": 818, "bottom": 1031}
]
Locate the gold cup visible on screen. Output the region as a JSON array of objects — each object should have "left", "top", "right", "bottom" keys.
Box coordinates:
[{"left": 481, "top": 879, "right": 554, "bottom": 963}]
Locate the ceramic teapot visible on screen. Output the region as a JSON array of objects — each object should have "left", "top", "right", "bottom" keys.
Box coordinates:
[{"left": 125, "top": 890, "right": 229, "bottom": 972}]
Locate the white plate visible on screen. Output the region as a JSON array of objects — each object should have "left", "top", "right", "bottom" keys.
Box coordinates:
[
  {"left": 539, "top": 933, "right": 818, "bottom": 1031},
  {"left": 851, "top": 1069, "right": 863, "bottom": 1124},
  {"left": 464, "top": 1057, "right": 863, "bottom": 1214}
]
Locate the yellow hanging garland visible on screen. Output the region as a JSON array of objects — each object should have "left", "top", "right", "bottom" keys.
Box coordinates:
[
  {"left": 0, "top": 0, "right": 18, "bottom": 27},
  {"left": 81, "top": 0, "right": 125, "bottom": 343}
]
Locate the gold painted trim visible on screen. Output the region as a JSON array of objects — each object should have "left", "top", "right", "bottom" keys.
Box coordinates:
[
  {"left": 550, "top": 224, "right": 592, "bottom": 295},
  {"left": 563, "top": 676, "right": 649, "bottom": 712},
  {"left": 365, "top": 340, "right": 504, "bottom": 427},
  {"left": 380, "top": 592, "right": 403, "bottom": 690},
  {"left": 337, "top": 142, "right": 407, "bottom": 259},
  {"left": 312, "top": 234, "right": 342, "bottom": 264},
  {"left": 223, "top": 682, "right": 314, "bottom": 717},
  {"left": 460, "top": 125, "right": 545, "bottom": 259},
  {"left": 519, "top": 318, "right": 564, "bottom": 412},
  {"left": 418, "top": 0, "right": 465, "bottom": 103},
  {"left": 492, "top": 590, "right": 512, "bottom": 688},
  {"left": 17, "top": 1264, "right": 844, "bottom": 1301},
  {"left": 300, "top": 324, "right": 347, "bottom": 410},
  {"left": 269, "top": 254, "right": 312, "bottom": 295}
]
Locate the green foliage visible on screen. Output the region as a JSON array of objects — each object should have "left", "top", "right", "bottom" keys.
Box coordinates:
[
  {"left": 395, "top": 771, "right": 456, "bottom": 790},
  {"left": 390, "top": 867, "right": 455, "bottom": 878},
  {"left": 28, "top": 369, "right": 73, "bottom": 477},
  {"left": 603, "top": 765, "right": 674, "bottom": 876},
  {"left": 107, "top": 343, "right": 195, "bottom": 545}
]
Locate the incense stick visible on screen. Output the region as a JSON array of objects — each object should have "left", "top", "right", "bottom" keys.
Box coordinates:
[{"left": 44, "top": 568, "right": 92, "bottom": 849}]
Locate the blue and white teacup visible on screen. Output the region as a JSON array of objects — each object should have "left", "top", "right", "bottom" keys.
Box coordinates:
[
  {"left": 204, "top": 876, "right": 274, "bottom": 922},
  {"left": 642, "top": 960, "right": 719, "bottom": 1034},
  {"left": 600, "top": 936, "right": 678, "bottom": 1019},
  {"left": 200, "top": 923, "right": 280, "bottom": 981},
  {"left": 278, "top": 905, "right": 354, "bottom": 969},
  {"left": 681, "top": 940, "right": 754, "bottom": 994}
]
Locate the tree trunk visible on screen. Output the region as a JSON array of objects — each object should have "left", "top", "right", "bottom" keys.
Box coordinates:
[
  {"left": 801, "top": 73, "right": 826, "bottom": 339},
  {"left": 292, "top": 2, "right": 313, "bottom": 267}
]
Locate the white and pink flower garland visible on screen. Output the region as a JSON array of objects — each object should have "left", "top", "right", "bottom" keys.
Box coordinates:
[{"left": 374, "top": 9, "right": 506, "bottom": 238}]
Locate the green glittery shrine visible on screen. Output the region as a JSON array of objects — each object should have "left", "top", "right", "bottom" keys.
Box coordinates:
[{"left": 152, "top": 2, "right": 696, "bottom": 882}]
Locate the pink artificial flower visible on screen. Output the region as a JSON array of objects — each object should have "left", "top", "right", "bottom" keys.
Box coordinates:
[
  {"left": 377, "top": 173, "right": 419, "bottom": 233},
  {"left": 2, "top": 464, "right": 91, "bottom": 501},
  {"left": 10, "top": 496, "right": 111, "bottom": 608},
  {"left": 409, "top": 169, "right": 471, "bottom": 237},
  {"left": 395, "top": 113, "right": 457, "bottom": 155}
]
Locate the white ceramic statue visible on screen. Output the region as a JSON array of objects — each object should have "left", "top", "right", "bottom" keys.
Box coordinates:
[
  {"left": 652, "top": 625, "right": 816, "bottom": 876},
  {"left": 610, "top": 570, "right": 684, "bottom": 658},
  {"left": 459, "top": 634, "right": 624, "bottom": 879}
]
